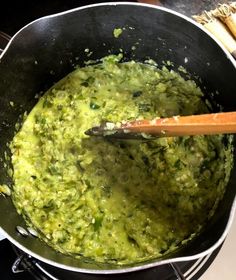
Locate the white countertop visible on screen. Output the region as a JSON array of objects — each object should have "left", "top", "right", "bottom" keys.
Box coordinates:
[
  {"left": 0, "top": 228, "right": 5, "bottom": 241},
  {"left": 201, "top": 215, "right": 236, "bottom": 279}
]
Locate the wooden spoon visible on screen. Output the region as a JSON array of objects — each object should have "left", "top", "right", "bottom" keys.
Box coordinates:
[{"left": 85, "top": 112, "right": 236, "bottom": 139}]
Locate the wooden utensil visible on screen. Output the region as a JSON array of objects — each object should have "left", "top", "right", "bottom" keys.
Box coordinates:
[{"left": 85, "top": 112, "right": 236, "bottom": 140}]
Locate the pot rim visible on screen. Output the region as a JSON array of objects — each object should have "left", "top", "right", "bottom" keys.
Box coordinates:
[
  {"left": 1, "top": 1, "right": 236, "bottom": 274},
  {"left": 1, "top": 1, "right": 236, "bottom": 70}
]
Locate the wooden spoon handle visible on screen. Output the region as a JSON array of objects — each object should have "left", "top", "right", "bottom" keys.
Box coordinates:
[{"left": 123, "top": 112, "right": 236, "bottom": 137}]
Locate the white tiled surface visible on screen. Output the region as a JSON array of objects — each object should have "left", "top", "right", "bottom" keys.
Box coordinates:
[{"left": 201, "top": 216, "right": 236, "bottom": 279}]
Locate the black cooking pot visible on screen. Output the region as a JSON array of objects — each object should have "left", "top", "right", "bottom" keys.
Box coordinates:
[{"left": 0, "top": 2, "right": 236, "bottom": 274}]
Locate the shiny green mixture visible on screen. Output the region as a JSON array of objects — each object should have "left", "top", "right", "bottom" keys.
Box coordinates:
[{"left": 10, "top": 55, "right": 233, "bottom": 264}]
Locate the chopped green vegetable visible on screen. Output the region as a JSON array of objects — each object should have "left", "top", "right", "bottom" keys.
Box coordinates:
[
  {"left": 132, "top": 91, "right": 142, "bottom": 98},
  {"left": 113, "top": 28, "right": 123, "bottom": 38},
  {"left": 138, "top": 103, "right": 151, "bottom": 112},
  {"left": 93, "top": 216, "right": 103, "bottom": 231},
  {"left": 10, "top": 55, "right": 233, "bottom": 265},
  {"left": 90, "top": 102, "right": 100, "bottom": 110}
]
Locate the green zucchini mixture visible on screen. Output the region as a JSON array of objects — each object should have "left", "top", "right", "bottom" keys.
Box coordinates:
[{"left": 10, "top": 55, "right": 233, "bottom": 264}]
